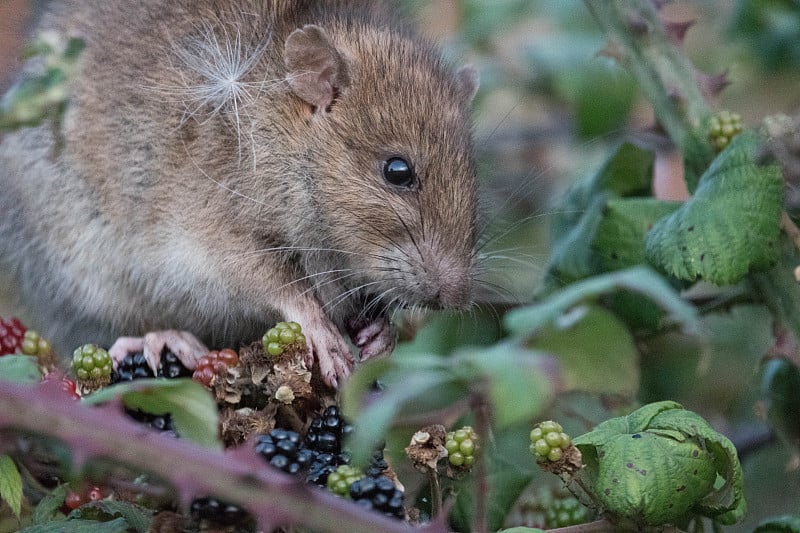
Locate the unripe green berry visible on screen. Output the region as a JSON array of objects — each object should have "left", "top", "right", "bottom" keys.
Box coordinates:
[
  {"left": 533, "top": 439, "right": 550, "bottom": 457},
  {"left": 326, "top": 465, "right": 363, "bottom": 496},
  {"left": 449, "top": 452, "right": 464, "bottom": 466},
  {"left": 279, "top": 329, "right": 296, "bottom": 344},
  {"left": 266, "top": 342, "right": 283, "bottom": 356},
  {"left": 545, "top": 431, "right": 563, "bottom": 448},
  {"left": 530, "top": 427, "right": 543, "bottom": 441},
  {"left": 459, "top": 439, "right": 475, "bottom": 456},
  {"left": 547, "top": 447, "right": 563, "bottom": 462}
]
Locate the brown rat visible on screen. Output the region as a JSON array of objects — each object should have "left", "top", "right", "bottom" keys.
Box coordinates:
[{"left": 0, "top": 0, "right": 479, "bottom": 387}]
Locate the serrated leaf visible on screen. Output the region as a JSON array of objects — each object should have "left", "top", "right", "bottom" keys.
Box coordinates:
[
  {"left": 0, "top": 355, "right": 43, "bottom": 384},
  {"left": 82, "top": 379, "right": 221, "bottom": 449},
  {"left": 593, "top": 197, "right": 681, "bottom": 270},
  {"left": 545, "top": 142, "right": 654, "bottom": 284},
  {"left": 33, "top": 485, "right": 67, "bottom": 524},
  {"left": 645, "top": 131, "right": 783, "bottom": 284},
  {"left": 0, "top": 455, "right": 23, "bottom": 518},
  {"left": 530, "top": 306, "right": 639, "bottom": 396},
  {"left": 20, "top": 517, "right": 129, "bottom": 533},
  {"left": 755, "top": 515, "right": 800, "bottom": 533},
  {"left": 68, "top": 500, "right": 152, "bottom": 532},
  {"left": 506, "top": 266, "right": 699, "bottom": 337},
  {"left": 573, "top": 401, "right": 746, "bottom": 526}
]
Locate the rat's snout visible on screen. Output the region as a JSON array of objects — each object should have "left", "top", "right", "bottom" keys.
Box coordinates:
[{"left": 419, "top": 252, "right": 474, "bottom": 310}]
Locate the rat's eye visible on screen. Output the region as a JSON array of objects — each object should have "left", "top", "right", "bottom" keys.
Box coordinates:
[{"left": 383, "top": 157, "right": 415, "bottom": 188}]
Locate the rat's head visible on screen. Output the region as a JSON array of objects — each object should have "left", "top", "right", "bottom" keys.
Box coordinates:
[{"left": 283, "top": 24, "right": 479, "bottom": 312}]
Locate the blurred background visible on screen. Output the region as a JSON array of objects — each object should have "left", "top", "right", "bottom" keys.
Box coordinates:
[{"left": 1, "top": 1, "right": 799, "bottom": 529}]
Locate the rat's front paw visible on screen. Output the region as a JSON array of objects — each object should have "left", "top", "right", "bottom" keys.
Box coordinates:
[
  {"left": 347, "top": 315, "right": 397, "bottom": 361},
  {"left": 109, "top": 330, "right": 208, "bottom": 373},
  {"left": 300, "top": 318, "right": 355, "bottom": 388}
]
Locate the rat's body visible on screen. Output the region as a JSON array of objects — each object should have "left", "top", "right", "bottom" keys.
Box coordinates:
[{"left": 0, "top": 0, "right": 478, "bottom": 386}]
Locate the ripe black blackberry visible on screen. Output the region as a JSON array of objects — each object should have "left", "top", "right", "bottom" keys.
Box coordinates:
[
  {"left": 306, "top": 452, "right": 339, "bottom": 486},
  {"left": 125, "top": 408, "right": 178, "bottom": 437},
  {"left": 113, "top": 348, "right": 191, "bottom": 382},
  {"left": 255, "top": 429, "right": 316, "bottom": 475},
  {"left": 158, "top": 349, "right": 193, "bottom": 378},
  {"left": 349, "top": 475, "right": 405, "bottom": 520},
  {"left": 305, "top": 405, "right": 354, "bottom": 455},
  {"left": 190, "top": 497, "right": 251, "bottom": 528}
]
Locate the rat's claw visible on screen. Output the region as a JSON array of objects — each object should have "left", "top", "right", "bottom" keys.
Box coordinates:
[
  {"left": 109, "top": 336, "right": 146, "bottom": 368},
  {"left": 300, "top": 317, "right": 355, "bottom": 388},
  {"left": 348, "top": 315, "right": 397, "bottom": 361},
  {"left": 109, "top": 330, "right": 208, "bottom": 373}
]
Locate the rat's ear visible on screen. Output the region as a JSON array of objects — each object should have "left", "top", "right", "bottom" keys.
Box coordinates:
[
  {"left": 455, "top": 64, "right": 479, "bottom": 104},
  {"left": 284, "top": 24, "right": 350, "bottom": 112}
]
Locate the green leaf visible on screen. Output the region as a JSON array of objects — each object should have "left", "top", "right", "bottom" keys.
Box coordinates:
[
  {"left": 68, "top": 501, "right": 152, "bottom": 532},
  {"left": 645, "top": 131, "right": 783, "bottom": 285},
  {"left": 755, "top": 515, "right": 800, "bottom": 533},
  {"left": 33, "top": 485, "right": 67, "bottom": 524},
  {"left": 530, "top": 306, "right": 639, "bottom": 396},
  {"left": 82, "top": 379, "right": 221, "bottom": 449},
  {"left": 545, "top": 142, "right": 654, "bottom": 284},
  {"left": 0, "top": 455, "right": 23, "bottom": 518},
  {"left": 0, "top": 355, "right": 43, "bottom": 384},
  {"left": 344, "top": 363, "right": 455, "bottom": 465},
  {"left": 458, "top": 345, "right": 558, "bottom": 428},
  {"left": 760, "top": 358, "right": 800, "bottom": 449},
  {"left": 506, "top": 266, "right": 699, "bottom": 337},
  {"left": 20, "top": 517, "right": 129, "bottom": 533},
  {"left": 593, "top": 197, "right": 681, "bottom": 270},
  {"left": 573, "top": 401, "right": 746, "bottom": 527}
]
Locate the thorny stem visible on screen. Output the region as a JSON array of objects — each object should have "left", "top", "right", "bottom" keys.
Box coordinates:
[
  {"left": 548, "top": 520, "right": 688, "bottom": 533},
  {"left": 780, "top": 211, "right": 800, "bottom": 252},
  {"left": 470, "top": 384, "right": 492, "bottom": 533},
  {"left": 0, "top": 381, "right": 428, "bottom": 533},
  {"left": 583, "top": 0, "right": 714, "bottom": 189}
]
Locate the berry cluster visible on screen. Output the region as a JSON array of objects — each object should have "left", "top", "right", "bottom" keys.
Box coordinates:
[
  {"left": 305, "top": 405, "right": 354, "bottom": 455},
  {"left": 126, "top": 408, "right": 177, "bottom": 437},
  {"left": 708, "top": 110, "right": 743, "bottom": 152},
  {"left": 544, "top": 494, "right": 589, "bottom": 528},
  {"left": 262, "top": 321, "right": 306, "bottom": 357},
  {"left": 445, "top": 426, "right": 478, "bottom": 468},
  {"left": 349, "top": 475, "right": 405, "bottom": 519},
  {"left": 326, "top": 465, "right": 363, "bottom": 496},
  {"left": 42, "top": 372, "right": 80, "bottom": 400},
  {"left": 21, "top": 329, "right": 52, "bottom": 357},
  {"left": 112, "top": 349, "right": 193, "bottom": 382},
  {"left": 192, "top": 348, "right": 238, "bottom": 386},
  {"left": 190, "top": 497, "right": 251, "bottom": 527},
  {"left": 530, "top": 421, "right": 572, "bottom": 462},
  {"left": 254, "top": 429, "right": 317, "bottom": 475},
  {"left": 71, "top": 344, "right": 113, "bottom": 382},
  {"left": 0, "top": 317, "right": 26, "bottom": 355}
]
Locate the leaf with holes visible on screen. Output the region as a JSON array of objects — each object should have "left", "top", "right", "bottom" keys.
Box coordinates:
[
  {"left": 645, "top": 131, "right": 783, "bottom": 285},
  {"left": 572, "top": 401, "right": 746, "bottom": 527}
]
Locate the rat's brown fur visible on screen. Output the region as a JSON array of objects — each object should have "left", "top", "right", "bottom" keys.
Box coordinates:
[{"left": 0, "top": 0, "right": 478, "bottom": 385}]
